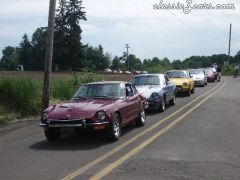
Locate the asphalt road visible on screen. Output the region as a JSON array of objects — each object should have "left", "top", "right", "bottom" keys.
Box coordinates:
[{"left": 0, "top": 77, "right": 240, "bottom": 180}]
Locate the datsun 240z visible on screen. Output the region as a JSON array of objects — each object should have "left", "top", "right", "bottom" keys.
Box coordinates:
[
  {"left": 40, "top": 81, "right": 147, "bottom": 142},
  {"left": 130, "top": 74, "right": 176, "bottom": 112}
]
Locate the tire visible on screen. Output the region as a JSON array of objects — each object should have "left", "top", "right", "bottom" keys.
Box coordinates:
[
  {"left": 135, "top": 105, "right": 146, "bottom": 127},
  {"left": 186, "top": 88, "right": 191, "bottom": 96},
  {"left": 191, "top": 87, "right": 195, "bottom": 94},
  {"left": 169, "top": 93, "right": 176, "bottom": 106},
  {"left": 108, "top": 113, "right": 121, "bottom": 141},
  {"left": 44, "top": 128, "right": 61, "bottom": 142},
  {"left": 159, "top": 96, "right": 166, "bottom": 112}
]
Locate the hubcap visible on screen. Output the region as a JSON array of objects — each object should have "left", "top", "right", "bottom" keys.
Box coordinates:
[
  {"left": 162, "top": 100, "right": 165, "bottom": 110},
  {"left": 141, "top": 110, "right": 146, "bottom": 123},
  {"left": 113, "top": 119, "right": 120, "bottom": 137}
]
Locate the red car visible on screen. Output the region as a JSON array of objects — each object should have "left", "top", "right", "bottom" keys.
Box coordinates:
[
  {"left": 40, "top": 81, "right": 147, "bottom": 142},
  {"left": 204, "top": 68, "right": 216, "bottom": 82}
]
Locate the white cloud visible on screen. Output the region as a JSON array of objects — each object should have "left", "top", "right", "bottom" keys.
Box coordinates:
[{"left": 1, "top": 0, "right": 240, "bottom": 59}]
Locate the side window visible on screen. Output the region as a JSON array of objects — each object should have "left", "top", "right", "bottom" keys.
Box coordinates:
[
  {"left": 126, "top": 84, "right": 133, "bottom": 97},
  {"left": 164, "top": 76, "right": 170, "bottom": 84},
  {"left": 131, "top": 85, "right": 138, "bottom": 94}
]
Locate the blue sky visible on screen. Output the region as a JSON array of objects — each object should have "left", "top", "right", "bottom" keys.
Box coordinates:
[{"left": 0, "top": 0, "right": 240, "bottom": 60}]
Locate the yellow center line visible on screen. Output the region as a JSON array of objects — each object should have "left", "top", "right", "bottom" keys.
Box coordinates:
[
  {"left": 61, "top": 81, "right": 224, "bottom": 180},
  {"left": 90, "top": 80, "right": 226, "bottom": 180}
]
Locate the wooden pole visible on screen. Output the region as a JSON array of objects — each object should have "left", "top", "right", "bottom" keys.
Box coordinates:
[
  {"left": 228, "top": 23, "right": 232, "bottom": 64},
  {"left": 42, "top": 0, "right": 56, "bottom": 112}
]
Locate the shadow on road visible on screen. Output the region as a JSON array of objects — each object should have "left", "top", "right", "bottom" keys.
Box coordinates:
[{"left": 30, "top": 123, "right": 137, "bottom": 151}]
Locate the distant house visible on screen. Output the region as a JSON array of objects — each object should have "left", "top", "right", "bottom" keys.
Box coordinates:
[{"left": 17, "top": 65, "right": 24, "bottom": 71}]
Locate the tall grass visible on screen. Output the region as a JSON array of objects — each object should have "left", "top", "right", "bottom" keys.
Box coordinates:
[
  {"left": 0, "top": 73, "right": 103, "bottom": 119},
  {"left": 0, "top": 78, "right": 42, "bottom": 116}
]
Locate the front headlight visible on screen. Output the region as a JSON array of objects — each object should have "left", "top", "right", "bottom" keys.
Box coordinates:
[
  {"left": 152, "top": 93, "right": 160, "bottom": 100},
  {"left": 183, "top": 82, "right": 188, "bottom": 87},
  {"left": 97, "top": 111, "right": 107, "bottom": 121},
  {"left": 42, "top": 112, "right": 48, "bottom": 121}
]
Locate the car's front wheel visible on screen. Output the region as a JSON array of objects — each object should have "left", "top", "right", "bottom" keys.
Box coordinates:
[
  {"left": 108, "top": 113, "right": 121, "bottom": 141},
  {"left": 191, "top": 87, "right": 195, "bottom": 94},
  {"left": 169, "top": 94, "right": 176, "bottom": 106},
  {"left": 135, "top": 105, "right": 146, "bottom": 127},
  {"left": 159, "top": 97, "right": 166, "bottom": 112},
  {"left": 44, "top": 128, "right": 61, "bottom": 142}
]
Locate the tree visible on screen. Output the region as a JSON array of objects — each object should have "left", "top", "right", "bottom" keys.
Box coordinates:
[
  {"left": 233, "top": 51, "right": 240, "bottom": 64},
  {"left": 0, "top": 46, "right": 19, "bottom": 70},
  {"left": 171, "top": 60, "right": 182, "bottom": 69},
  {"left": 111, "top": 56, "right": 122, "bottom": 70},
  {"left": 18, "top": 34, "right": 32, "bottom": 70},
  {"left": 54, "top": 0, "right": 87, "bottom": 70},
  {"left": 31, "top": 27, "right": 48, "bottom": 70}
]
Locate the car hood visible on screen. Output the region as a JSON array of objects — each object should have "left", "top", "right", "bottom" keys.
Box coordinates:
[
  {"left": 170, "top": 78, "right": 189, "bottom": 86},
  {"left": 135, "top": 85, "right": 162, "bottom": 99},
  {"left": 191, "top": 74, "right": 204, "bottom": 80},
  {"left": 46, "top": 99, "right": 117, "bottom": 120}
]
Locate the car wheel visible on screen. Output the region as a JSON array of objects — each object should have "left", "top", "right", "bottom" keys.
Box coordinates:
[
  {"left": 159, "top": 97, "right": 166, "bottom": 112},
  {"left": 186, "top": 87, "right": 191, "bottom": 96},
  {"left": 135, "top": 105, "right": 146, "bottom": 127},
  {"left": 108, "top": 113, "right": 121, "bottom": 141},
  {"left": 169, "top": 94, "right": 176, "bottom": 106},
  {"left": 44, "top": 128, "right": 61, "bottom": 142},
  {"left": 191, "top": 87, "right": 195, "bottom": 94}
]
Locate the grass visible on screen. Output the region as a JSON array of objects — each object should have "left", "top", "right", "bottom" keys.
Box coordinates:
[{"left": 0, "top": 73, "right": 105, "bottom": 123}]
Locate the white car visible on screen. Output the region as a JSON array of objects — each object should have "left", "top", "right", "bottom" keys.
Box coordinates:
[
  {"left": 130, "top": 74, "right": 176, "bottom": 112},
  {"left": 104, "top": 68, "right": 112, "bottom": 73},
  {"left": 189, "top": 69, "right": 207, "bottom": 87}
]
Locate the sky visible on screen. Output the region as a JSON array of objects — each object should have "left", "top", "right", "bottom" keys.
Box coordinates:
[{"left": 0, "top": 0, "right": 240, "bottom": 61}]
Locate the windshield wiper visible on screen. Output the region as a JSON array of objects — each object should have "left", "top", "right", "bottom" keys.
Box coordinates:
[
  {"left": 92, "top": 96, "right": 117, "bottom": 99},
  {"left": 72, "top": 96, "right": 88, "bottom": 100}
]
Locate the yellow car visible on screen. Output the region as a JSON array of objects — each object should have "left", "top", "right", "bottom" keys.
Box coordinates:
[{"left": 166, "top": 70, "right": 194, "bottom": 96}]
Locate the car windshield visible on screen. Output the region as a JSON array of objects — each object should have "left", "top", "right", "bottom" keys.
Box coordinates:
[
  {"left": 189, "top": 69, "right": 203, "bottom": 75},
  {"left": 166, "top": 71, "right": 187, "bottom": 78},
  {"left": 72, "top": 84, "right": 122, "bottom": 99},
  {"left": 130, "top": 75, "right": 160, "bottom": 86},
  {"left": 204, "top": 69, "right": 211, "bottom": 74}
]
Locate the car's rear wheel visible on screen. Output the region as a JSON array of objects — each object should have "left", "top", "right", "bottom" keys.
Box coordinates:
[
  {"left": 169, "top": 94, "right": 176, "bottom": 106},
  {"left": 135, "top": 105, "right": 146, "bottom": 127},
  {"left": 44, "top": 128, "right": 61, "bottom": 142},
  {"left": 191, "top": 87, "right": 195, "bottom": 94},
  {"left": 108, "top": 113, "right": 121, "bottom": 141},
  {"left": 159, "top": 97, "right": 166, "bottom": 112}
]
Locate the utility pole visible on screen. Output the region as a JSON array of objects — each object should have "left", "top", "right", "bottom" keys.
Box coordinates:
[
  {"left": 42, "top": 0, "right": 56, "bottom": 112},
  {"left": 125, "top": 44, "right": 130, "bottom": 70},
  {"left": 227, "top": 23, "right": 232, "bottom": 65}
]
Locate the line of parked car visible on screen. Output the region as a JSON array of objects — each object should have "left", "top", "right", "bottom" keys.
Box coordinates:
[{"left": 39, "top": 67, "right": 219, "bottom": 142}]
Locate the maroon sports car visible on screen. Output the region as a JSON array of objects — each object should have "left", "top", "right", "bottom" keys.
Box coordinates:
[{"left": 40, "top": 81, "right": 147, "bottom": 142}]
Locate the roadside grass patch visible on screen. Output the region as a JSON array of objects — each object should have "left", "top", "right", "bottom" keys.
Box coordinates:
[{"left": 0, "top": 73, "right": 103, "bottom": 120}]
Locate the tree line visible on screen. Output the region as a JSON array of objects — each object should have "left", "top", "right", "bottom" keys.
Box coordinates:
[{"left": 0, "top": 0, "right": 240, "bottom": 72}]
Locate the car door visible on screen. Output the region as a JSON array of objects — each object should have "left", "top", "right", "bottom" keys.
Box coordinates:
[
  {"left": 121, "top": 84, "right": 139, "bottom": 125},
  {"left": 161, "top": 75, "right": 171, "bottom": 102},
  {"left": 164, "top": 75, "right": 175, "bottom": 101}
]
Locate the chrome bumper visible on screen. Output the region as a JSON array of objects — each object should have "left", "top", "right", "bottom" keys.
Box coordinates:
[{"left": 39, "top": 119, "right": 109, "bottom": 128}]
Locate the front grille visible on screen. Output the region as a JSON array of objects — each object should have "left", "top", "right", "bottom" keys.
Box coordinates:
[{"left": 47, "top": 119, "right": 84, "bottom": 125}]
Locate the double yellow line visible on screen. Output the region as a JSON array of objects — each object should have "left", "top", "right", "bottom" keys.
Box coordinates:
[{"left": 62, "top": 80, "right": 225, "bottom": 180}]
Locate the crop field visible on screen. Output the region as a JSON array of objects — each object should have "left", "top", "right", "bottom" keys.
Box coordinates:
[{"left": 0, "top": 71, "right": 133, "bottom": 82}]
